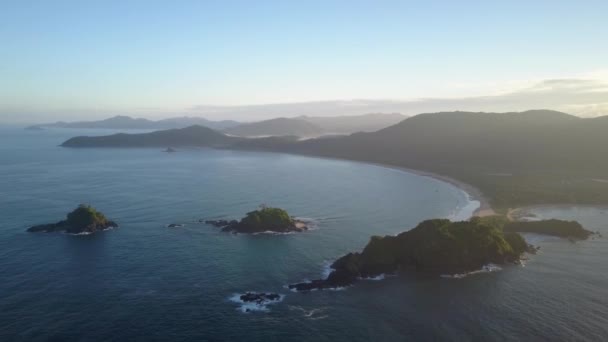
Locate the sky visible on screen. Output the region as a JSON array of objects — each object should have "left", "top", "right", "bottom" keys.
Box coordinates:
[{"left": 1, "top": 0, "right": 607, "bottom": 122}]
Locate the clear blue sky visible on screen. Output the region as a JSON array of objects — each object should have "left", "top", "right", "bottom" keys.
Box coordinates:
[{"left": 1, "top": 0, "right": 607, "bottom": 121}]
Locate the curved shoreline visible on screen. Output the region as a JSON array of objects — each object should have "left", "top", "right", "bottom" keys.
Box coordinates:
[
  {"left": 231, "top": 149, "right": 497, "bottom": 218},
  {"left": 362, "top": 162, "right": 495, "bottom": 218}
]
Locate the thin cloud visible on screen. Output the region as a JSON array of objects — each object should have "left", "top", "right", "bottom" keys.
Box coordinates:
[{"left": 185, "top": 77, "right": 608, "bottom": 119}]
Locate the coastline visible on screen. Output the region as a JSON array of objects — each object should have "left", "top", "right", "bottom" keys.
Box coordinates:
[
  {"left": 507, "top": 204, "right": 608, "bottom": 221},
  {"left": 353, "top": 161, "right": 496, "bottom": 218},
  {"left": 234, "top": 149, "right": 498, "bottom": 218}
]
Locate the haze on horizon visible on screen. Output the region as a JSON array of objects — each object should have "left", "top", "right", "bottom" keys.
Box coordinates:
[{"left": 1, "top": 0, "right": 607, "bottom": 123}]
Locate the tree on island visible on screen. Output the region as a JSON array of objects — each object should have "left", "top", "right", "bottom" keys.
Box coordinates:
[
  {"left": 27, "top": 204, "right": 117, "bottom": 234},
  {"left": 205, "top": 206, "right": 307, "bottom": 233}
]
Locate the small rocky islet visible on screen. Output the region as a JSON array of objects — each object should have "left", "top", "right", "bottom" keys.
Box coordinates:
[
  {"left": 204, "top": 206, "right": 309, "bottom": 234},
  {"left": 27, "top": 204, "right": 117, "bottom": 235},
  {"left": 239, "top": 292, "right": 282, "bottom": 304}
]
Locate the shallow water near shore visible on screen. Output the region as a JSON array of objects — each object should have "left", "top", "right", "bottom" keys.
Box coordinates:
[{"left": 1, "top": 126, "right": 607, "bottom": 341}]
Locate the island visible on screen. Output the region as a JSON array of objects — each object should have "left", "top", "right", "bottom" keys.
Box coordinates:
[
  {"left": 503, "top": 219, "right": 594, "bottom": 239},
  {"left": 27, "top": 204, "right": 117, "bottom": 234},
  {"left": 471, "top": 215, "right": 595, "bottom": 240},
  {"left": 205, "top": 206, "right": 308, "bottom": 234},
  {"left": 289, "top": 219, "right": 532, "bottom": 291}
]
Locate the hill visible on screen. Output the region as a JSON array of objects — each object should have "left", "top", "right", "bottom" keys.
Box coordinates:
[
  {"left": 30, "top": 115, "right": 241, "bottom": 131},
  {"left": 61, "top": 125, "right": 241, "bottom": 148},
  {"left": 223, "top": 117, "right": 325, "bottom": 137},
  {"left": 298, "top": 113, "right": 406, "bottom": 133},
  {"left": 235, "top": 110, "right": 608, "bottom": 210},
  {"left": 60, "top": 110, "right": 608, "bottom": 210}
]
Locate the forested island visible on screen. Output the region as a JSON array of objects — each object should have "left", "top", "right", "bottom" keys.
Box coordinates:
[
  {"left": 289, "top": 219, "right": 532, "bottom": 291},
  {"left": 27, "top": 204, "right": 117, "bottom": 234},
  {"left": 205, "top": 207, "right": 308, "bottom": 234},
  {"left": 289, "top": 215, "right": 595, "bottom": 291}
]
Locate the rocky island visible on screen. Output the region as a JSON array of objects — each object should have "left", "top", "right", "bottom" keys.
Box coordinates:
[
  {"left": 289, "top": 219, "right": 533, "bottom": 291},
  {"left": 205, "top": 206, "right": 308, "bottom": 234},
  {"left": 27, "top": 204, "right": 117, "bottom": 234}
]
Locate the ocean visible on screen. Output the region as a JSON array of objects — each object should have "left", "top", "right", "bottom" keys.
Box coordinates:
[{"left": 0, "top": 126, "right": 606, "bottom": 341}]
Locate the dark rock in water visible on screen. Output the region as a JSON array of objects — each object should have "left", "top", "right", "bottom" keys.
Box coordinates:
[
  {"left": 207, "top": 207, "right": 309, "bottom": 234},
  {"left": 289, "top": 219, "right": 531, "bottom": 291},
  {"left": 162, "top": 147, "right": 176, "bottom": 153},
  {"left": 167, "top": 223, "right": 183, "bottom": 228},
  {"left": 239, "top": 292, "right": 281, "bottom": 304},
  {"left": 27, "top": 204, "right": 117, "bottom": 234}
]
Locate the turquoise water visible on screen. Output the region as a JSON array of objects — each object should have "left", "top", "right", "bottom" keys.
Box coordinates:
[{"left": 1, "top": 126, "right": 607, "bottom": 341}]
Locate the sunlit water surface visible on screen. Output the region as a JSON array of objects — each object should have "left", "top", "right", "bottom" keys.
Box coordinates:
[{"left": 0, "top": 126, "right": 606, "bottom": 341}]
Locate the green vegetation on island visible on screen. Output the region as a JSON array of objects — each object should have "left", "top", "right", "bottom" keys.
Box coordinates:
[
  {"left": 205, "top": 206, "right": 308, "bottom": 233},
  {"left": 27, "top": 204, "right": 117, "bottom": 234},
  {"left": 289, "top": 219, "right": 532, "bottom": 291},
  {"left": 503, "top": 219, "right": 593, "bottom": 239},
  {"left": 472, "top": 215, "right": 594, "bottom": 239}
]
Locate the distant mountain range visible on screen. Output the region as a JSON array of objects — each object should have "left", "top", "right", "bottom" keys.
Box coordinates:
[
  {"left": 298, "top": 113, "right": 405, "bottom": 134},
  {"left": 223, "top": 117, "right": 325, "bottom": 137},
  {"left": 31, "top": 113, "right": 406, "bottom": 137},
  {"left": 30, "top": 115, "right": 241, "bottom": 131},
  {"left": 60, "top": 109, "right": 608, "bottom": 209}
]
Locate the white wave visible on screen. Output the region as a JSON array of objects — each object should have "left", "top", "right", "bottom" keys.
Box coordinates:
[
  {"left": 252, "top": 230, "right": 296, "bottom": 235},
  {"left": 228, "top": 292, "right": 285, "bottom": 313},
  {"left": 288, "top": 306, "right": 328, "bottom": 320},
  {"left": 447, "top": 190, "right": 481, "bottom": 221},
  {"left": 440, "top": 263, "right": 502, "bottom": 279},
  {"left": 294, "top": 217, "right": 319, "bottom": 230},
  {"left": 321, "top": 260, "right": 333, "bottom": 278},
  {"left": 66, "top": 226, "right": 117, "bottom": 236},
  {"left": 66, "top": 231, "right": 93, "bottom": 236},
  {"left": 360, "top": 274, "right": 386, "bottom": 281}
]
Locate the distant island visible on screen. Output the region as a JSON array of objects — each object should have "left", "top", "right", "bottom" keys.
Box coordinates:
[
  {"left": 29, "top": 113, "right": 405, "bottom": 136},
  {"left": 27, "top": 115, "right": 241, "bottom": 131},
  {"left": 27, "top": 204, "right": 117, "bottom": 234},
  {"left": 289, "top": 219, "right": 532, "bottom": 291},
  {"left": 58, "top": 110, "right": 608, "bottom": 211},
  {"left": 61, "top": 125, "right": 241, "bottom": 148},
  {"left": 205, "top": 206, "right": 308, "bottom": 234}
]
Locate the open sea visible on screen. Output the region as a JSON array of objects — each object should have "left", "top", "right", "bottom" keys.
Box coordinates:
[{"left": 0, "top": 126, "right": 607, "bottom": 341}]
